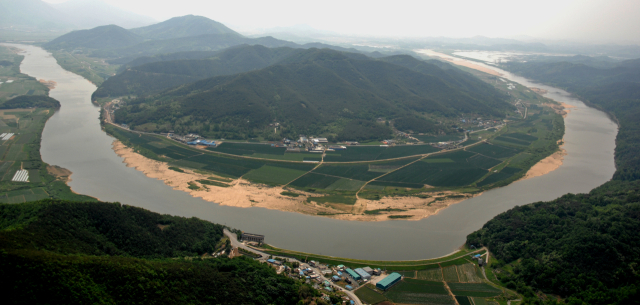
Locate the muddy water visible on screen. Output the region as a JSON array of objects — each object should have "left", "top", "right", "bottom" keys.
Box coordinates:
[{"left": 5, "top": 43, "right": 617, "bottom": 260}]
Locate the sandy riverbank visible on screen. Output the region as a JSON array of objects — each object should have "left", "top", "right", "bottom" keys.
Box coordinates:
[
  {"left": 519, "top": 147, "right": 567, "bottom": 181},
  {"left": 39, "top": 79, "right": 57, "bottom": 89},
  {"left": 112, "top": 140, "right": 475, "bottom": 221},
  {"left": 416, "top": 50, "right": 503, "bottom": 76}
]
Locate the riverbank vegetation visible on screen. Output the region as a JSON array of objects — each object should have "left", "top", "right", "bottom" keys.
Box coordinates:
[
  {"left": 0, "top": 200, "right": 318, "bottom": 304},
  {"left": 465, "top": 57, "right": 640, "bottom": 305}
]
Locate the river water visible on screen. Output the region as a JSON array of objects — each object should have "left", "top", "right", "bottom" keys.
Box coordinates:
[{"left": 4, "top": 43, "right": 618, "bottom": 260}]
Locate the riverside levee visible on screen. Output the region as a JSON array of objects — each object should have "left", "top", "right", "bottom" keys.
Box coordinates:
[{"left": 9, "top": 43, "right": 617, "bottom": 260}]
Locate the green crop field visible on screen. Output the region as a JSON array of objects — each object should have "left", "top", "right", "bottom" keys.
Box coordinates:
[
  {"left": 387, "top": 279, "right": 448, "bottom": 294},
  {"left": 417, "top": 268, "right": 444, "bottom": 281},
  {"left": 477, "top": 167, "right": 522, "bottom": 187},
  {"left": 324, "top": 146, "right": 385, "bottom": 162},
  {"left": 212, "top": 142, "right": 287, "bottom": 155},
  {"left": 472, "top": 297, "right": 490, "bottom": 305},
  {"left": 456, "top": 264, "right": 483, "bottom": 283},
  {"left": 494, "top": 136, "right": 531, "bottom": 146},
  {"left": 355, "top": 286, "right": 387, "bottom": 304},
  {"left": 242, "top": 165, "right": 308, "bottom": 185},
  {"left": 385, "top": 291, "right": 455, "bottom": 305},
  {"left": 448, "top": 283, "right": 502, "bottom": 297},
  {"left": 324, "top": 178, "right": 366, "bottom": 191},
  {"left": 502, "top": 132, "right": 538, "bottom": 142},
  {"left": 313, "top": 164, "right": 383, "bottom": 181},
  {"left": 456, "top": 296, "right": 473, "bottom": 305},
  {"left": 289, "top": 173, "right": 340, "bottom": 189},
  {"left": 414, "top": 134, "right": 464, "bottom": 142},
  {"left": 375, "top": 159, "right": 489, "bottom": 187},
  {"left": 468, "top": 143, "right": 520, "bottom": 159},
  {"left": 396, "top": 271, "right": 417, "bottom": 278},
  {"left": 443, "top": 266, "right": 459, "bottom": 282}
]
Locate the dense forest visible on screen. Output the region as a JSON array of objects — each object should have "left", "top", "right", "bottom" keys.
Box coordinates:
[
  {"left": 113, "top": 48, "right": 510, "bottom": 140},
  {"left": 0, "top": 95, "right": 60, "bottom": 109},
  {"left": 0, "top": 200, "right": 317, "bottom": 304},
  {"left": 467, "top": 58, "right": 640, "bottom": 305}
]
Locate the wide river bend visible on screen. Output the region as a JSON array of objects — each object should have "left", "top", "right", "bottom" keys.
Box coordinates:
[{"left": 4, "top": 44, "right": 618, "bottom": 260}]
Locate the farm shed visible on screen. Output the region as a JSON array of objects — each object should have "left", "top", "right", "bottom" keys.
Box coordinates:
[
  {"left": 354, "top": 268, "right": 372, "bottom": 280},
  {"left": 362, "top": 266, "right": 374, "bottom": 274},
  {"left": 376, "top": 272, "right": 402, "bottom": 290},
  {"left": 345, "top": 268, "right": 361, "bottom": 280}
]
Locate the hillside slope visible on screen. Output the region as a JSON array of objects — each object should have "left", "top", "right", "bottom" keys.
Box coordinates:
[
  {"left": 0, "top": 200, "right": 313, "bottom": 304},
  {"left": 94, "top": 45, "right": 300, "bottom": 99},
  {"left": 114, "top": 48, "right": 511, "bottom": 140},
  {"left": 130, "top": 15, "right": 241, "bottom": 40}
]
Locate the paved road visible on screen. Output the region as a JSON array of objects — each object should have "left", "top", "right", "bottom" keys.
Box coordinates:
[{"left": 223, "top": 229, "right": 362, "bottom": 304}]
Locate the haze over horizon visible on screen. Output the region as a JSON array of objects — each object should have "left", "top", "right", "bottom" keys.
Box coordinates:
[{"left": 42, "top": 0, "right": 640, "bottom": 45}]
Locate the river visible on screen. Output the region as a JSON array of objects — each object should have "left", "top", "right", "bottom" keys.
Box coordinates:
[{"left": 3, "top": 43, "right": 618, "bottom": 260}]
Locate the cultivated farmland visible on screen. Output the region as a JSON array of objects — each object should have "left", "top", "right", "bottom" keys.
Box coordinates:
[
  {"left": 442, "top": 266, "right": 460, "bottom": 282},
  {"left": 456, "top": 264, "right": 484, "bottom": 283},
  {"left": 417, "top": 268, "right": 444, "bottom": 281},
  {"left": 448, "top": 283, "right": 502, "bottom": 297},
  {"left": 355, "top": 285, "right": 387, "bottom": 304}
]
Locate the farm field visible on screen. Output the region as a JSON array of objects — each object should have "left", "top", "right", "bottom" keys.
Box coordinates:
[
  {"left": 456, "top": 264, "right": 484, "bottom": 283},
  {"left": 442, "top": 266, "right": 460, "bottom": 282},
  {"left": 456, "top": 296, "right": 473, "bottom": 305},
  {"left": 242, "top": 165, "right": 308, "bottom": 185},
  {"left": 417, "top": 268, "right": 444, "bottom": 281},
  {"left": 448, "top": 283, "right": 502, "bottom": 297},
  {"left": 354, "top": 286, "right": 387, "bottom": 305}
]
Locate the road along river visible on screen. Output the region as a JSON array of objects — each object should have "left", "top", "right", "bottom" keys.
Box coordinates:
[{"left": 5, "top": 43, "right": 617, "bottom": 260}]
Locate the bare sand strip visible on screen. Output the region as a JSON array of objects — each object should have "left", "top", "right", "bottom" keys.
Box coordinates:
[
  {"left": 416, "top": 50, "right": 503, "bottom": 76},
  {"left": 112, "top": 140, "right": 475, "bottom": 221},
  {"left": 520, "top": 147, "right": 567, "bottom": 181}
]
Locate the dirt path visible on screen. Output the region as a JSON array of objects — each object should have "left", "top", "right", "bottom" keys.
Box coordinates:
[{"left": 443, "top": 281, "right": 460, "bottom": 305}]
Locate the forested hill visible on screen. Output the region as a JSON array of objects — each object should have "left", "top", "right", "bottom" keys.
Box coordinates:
[
  {"left": 93, "top": 45, "right": 301, "bottom": 99},
  {"left": 130, "top": 15, "right": 241, "bottom": 40},
  {"left": 467, "top": 58, "right": 640, "bottom": 305},
  {"left": 114, "top": 48, "right": 511, "bottom": 140},
  {"left": 0, "top": 200, "right": 316, "bottom": 304},
  {"left": 44, "top": 24, "right": 144, "bottom": 50}
]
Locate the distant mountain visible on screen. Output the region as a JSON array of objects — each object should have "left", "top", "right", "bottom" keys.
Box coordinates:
[
  {"left": 44, "top": 25, "right": 143, "bottom": 50},
  {"left": 130, "top": 15, "right": 240, "bottom": 40},
  {"left": 90, "top": 33, "right": 297, "bottom": 59},
  {"left": 114, "top": 48, "right": 511, "bottom": 140},
  {"left": 0, "top": 0, "right": 71, "bottom": 29},
  {"left": 93, "top": 45, "right": 300, "bottom": 99},
  {"left": 51, "top": 0, "right": 156, "bottom": 29}
]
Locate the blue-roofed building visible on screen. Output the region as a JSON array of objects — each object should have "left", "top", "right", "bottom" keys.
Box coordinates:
[
  {"left": 345, "top": 285, "right": 353, "bottom": 290},
  {"left": 376, "top": 272, "right": 402, "bottom": 290},
  {"left": 354, "top": 268, "right": 371, "bottom": 280},
  {"left": 332, "top": 275, "right": 340, "bottom": 282},
  {"left": 337, "top": 271, "right": 343, "bottom": 276},
  {"left": 345, "top": 268, "right": 361, "bottom": 280}
]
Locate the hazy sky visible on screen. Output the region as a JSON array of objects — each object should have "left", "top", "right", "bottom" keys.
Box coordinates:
[{"left": 44, "top": 0, "right": 640, "bottom": 44}]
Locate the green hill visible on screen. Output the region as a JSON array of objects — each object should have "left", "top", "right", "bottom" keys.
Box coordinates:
[
  {"left": 113, "top": 48, "right": 511, "bottom": 140},
  {"left": 93, "top": 45, "right": 301, "bottom": 99},
  {"left": 130, "top": 15, "right": 241, "bottom": 40},
  {"left": 43, "top": 24, "right": 143, "bottom": 50},
  {"left": 0, "top": 200, "right": 315, "bottom": 304}
]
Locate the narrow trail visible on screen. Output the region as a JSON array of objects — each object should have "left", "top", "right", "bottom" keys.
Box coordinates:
[{"left": 443, "top": 281, "right": 460, "bottom": 305}]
